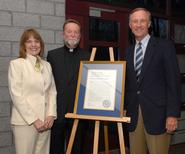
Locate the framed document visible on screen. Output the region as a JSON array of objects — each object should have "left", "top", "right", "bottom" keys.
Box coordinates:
[{"left": 74, "top": 61, "right": 126, "bottom": 117}]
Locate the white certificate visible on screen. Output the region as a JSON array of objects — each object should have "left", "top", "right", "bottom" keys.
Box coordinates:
[{"left": 84, "top": 69, "right": 117, "bottom": 110}]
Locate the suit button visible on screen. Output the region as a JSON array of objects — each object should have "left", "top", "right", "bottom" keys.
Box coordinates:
[{"left": 137, "top": 91, "right": 140, "bottom": 94}]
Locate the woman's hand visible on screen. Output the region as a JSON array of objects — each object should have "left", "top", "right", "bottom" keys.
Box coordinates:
[
  {"left": 44, "top": 116, "right": 55, "bottom": 130},
  {"left": 33, "top": 119, "right": 45, "bottom": 132}
]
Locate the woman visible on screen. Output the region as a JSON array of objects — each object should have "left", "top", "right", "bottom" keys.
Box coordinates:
[{"left": 8, "top": 28, "right": 57, "bottom": 154}]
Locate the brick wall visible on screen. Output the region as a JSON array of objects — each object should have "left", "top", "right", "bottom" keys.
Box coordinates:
[{"left": 0, "top": 0, "right": 65, "bottom": 153}]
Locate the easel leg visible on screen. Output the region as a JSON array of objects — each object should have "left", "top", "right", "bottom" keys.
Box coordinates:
[
  {"left": 104, "top": 122, "right": 109, "bottom": 154},
  {"left": 66, "top": 119, "right": 79, "bottom": 154},
  {"left": 93, "top": 120, "right": 100, "bottom": 154},
  {"left": 117, "top": 122, "right": 126, "bottom": 154}
]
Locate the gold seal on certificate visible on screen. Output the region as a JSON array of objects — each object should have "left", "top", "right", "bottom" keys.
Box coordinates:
[{"left": 102, "top": 99, "right": 111, "bottom": 108}]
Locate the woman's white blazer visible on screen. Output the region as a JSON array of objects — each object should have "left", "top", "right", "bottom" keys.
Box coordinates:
[{"left": 8, "top": 54, "right": 57, "bottom": 125}]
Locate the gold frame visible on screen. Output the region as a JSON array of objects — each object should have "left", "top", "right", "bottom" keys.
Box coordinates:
[{"left": 73, "top": 61, "right": 126, "bottom": 118}]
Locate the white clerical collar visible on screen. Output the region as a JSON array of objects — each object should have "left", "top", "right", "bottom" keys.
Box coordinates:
[{"left": 69, "top": 48, "right": 74, "bottom": 52}]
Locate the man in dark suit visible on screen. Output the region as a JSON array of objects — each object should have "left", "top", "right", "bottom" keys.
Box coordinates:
[
  {"left": 47, "top": 19, "right": 90, "bottom": 154},
  {"left": 124, "top": 8, "right": 181, "bottom": 154}
]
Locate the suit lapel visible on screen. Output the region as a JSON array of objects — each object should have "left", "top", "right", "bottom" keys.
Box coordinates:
[
  {"left": 126, "top": 45, "right": 137, "bottom": 82},
  {"left": 139, "top": 37, "right": 156, "bottom": 83}
]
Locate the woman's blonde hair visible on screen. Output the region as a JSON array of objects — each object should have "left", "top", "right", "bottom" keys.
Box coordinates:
[{"left": 19, "top": 28, "right": 44, "bottom": 58}]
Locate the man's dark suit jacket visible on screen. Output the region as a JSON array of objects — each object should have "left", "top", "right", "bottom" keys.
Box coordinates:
[
  {"left": 47, "top": 46, "right": 90, "bottom": 123},
  {"left": 124, "top": 36, "right": 181, "bottom": 135}
]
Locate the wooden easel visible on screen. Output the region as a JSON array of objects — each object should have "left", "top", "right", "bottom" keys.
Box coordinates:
[{"left": 65, "top": 47, "right": 130, "bottom": 154}]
